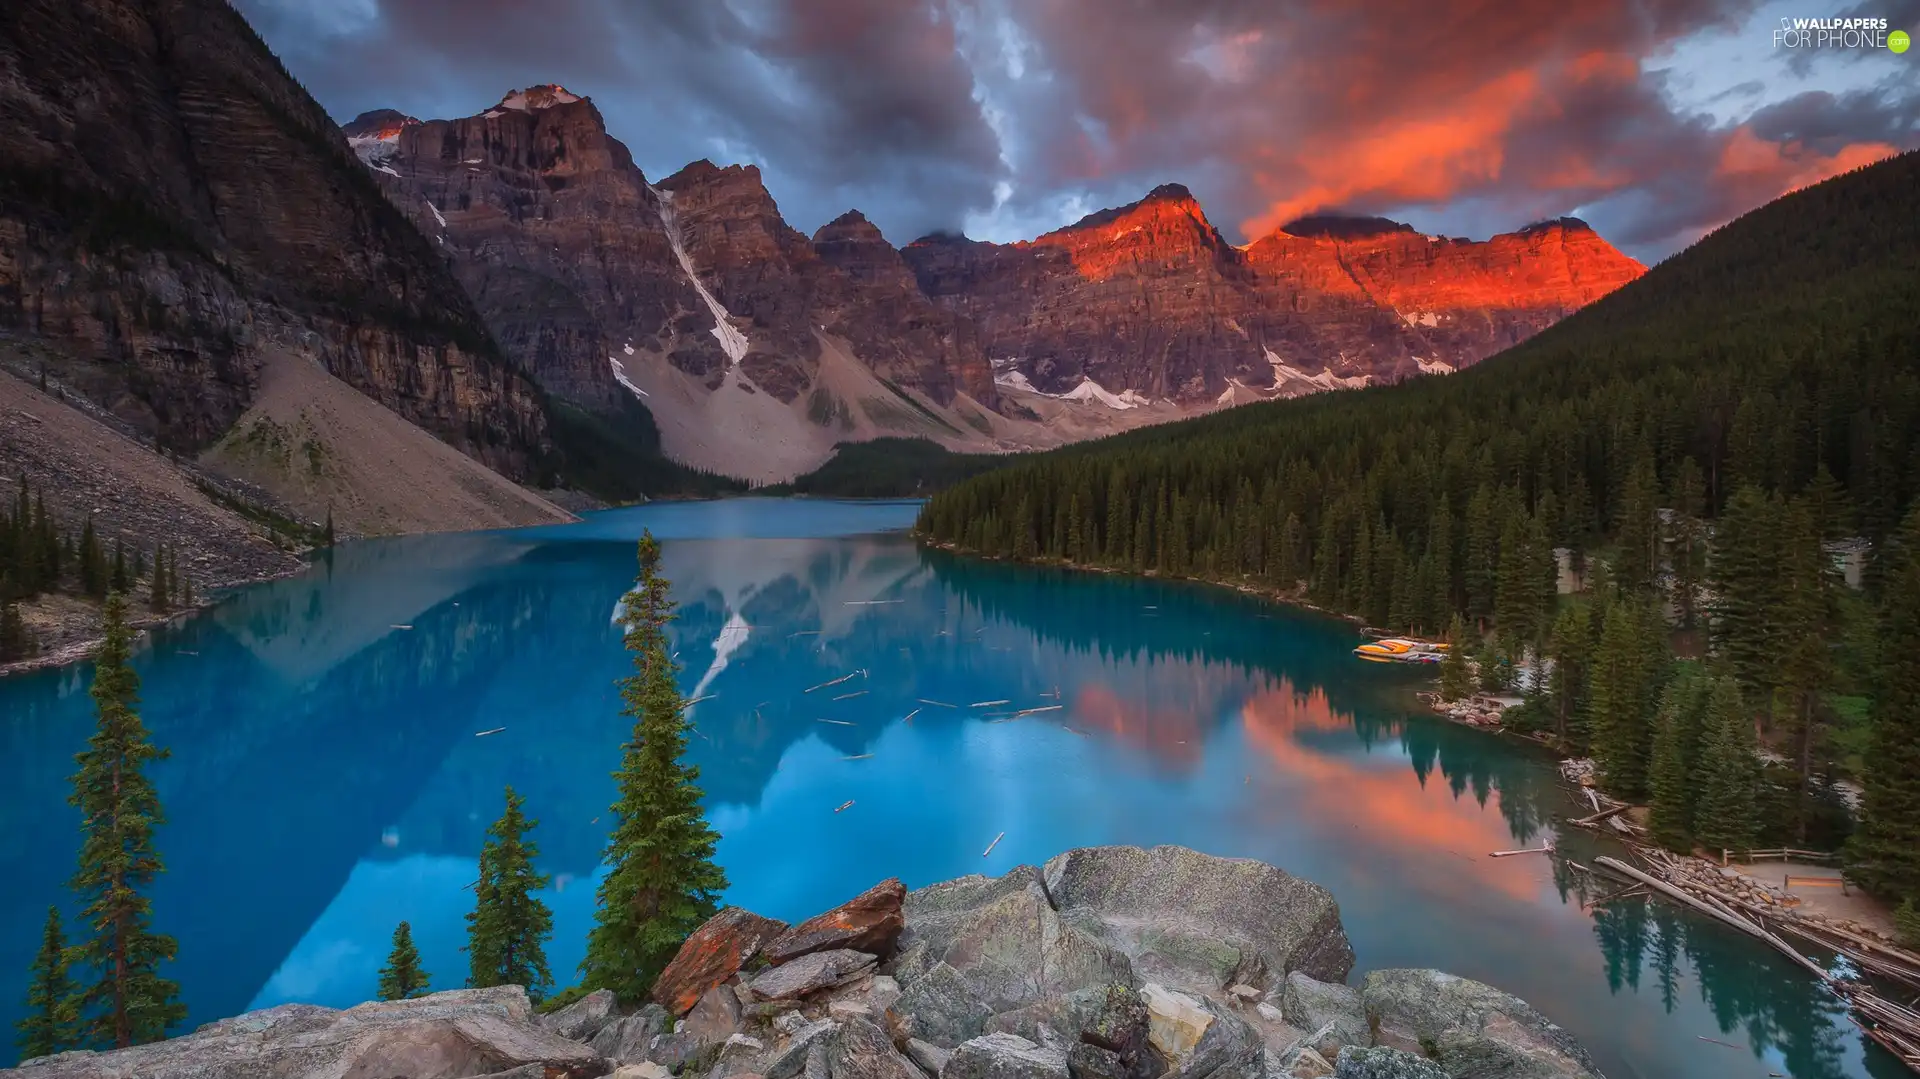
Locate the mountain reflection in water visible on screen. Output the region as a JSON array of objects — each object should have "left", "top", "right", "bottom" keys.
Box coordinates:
[{"left": 0, "top": 499, "right": 1898, "bottom": 1077}]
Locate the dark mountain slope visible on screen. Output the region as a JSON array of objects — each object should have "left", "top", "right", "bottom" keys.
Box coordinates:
[{"left": 0, "top": 0, "right": 548, "bottom": 476}]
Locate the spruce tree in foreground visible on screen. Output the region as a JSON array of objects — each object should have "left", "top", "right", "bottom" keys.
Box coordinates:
[
  {"left": 466, "top": 787, "right": 553, "bottom": 1001},
  {"left": 580, "top": 532, "right": 729, "bottom": 1001},
  {"left": 1849, "top": 509, "right": 1920, "bottom": 901},
  {"left": 377, "top": 921, "right": 430, "bottom": 1001},
  {"left": 68, "top": 593, "right": 184, "bottom": 1047},
  {"left": 15, "top": 907, "right": 76, "bottom": 1060}
]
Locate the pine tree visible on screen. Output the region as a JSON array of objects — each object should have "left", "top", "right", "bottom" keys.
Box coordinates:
[
  {"left": 322, "top": 507, "right": 336, "bottom": 548},
  {"left": 177, "top": 561, "right": 193, "bottom": 608},
  {"left": 1668, "top": 458, "right": 1707, "bottom": 628},
  {"left": 1648, "top": 667, "right": 1710, "bottom": 850},
  {"left": 0, "top": 601, "right": 34, "bottom": 661},
  {"left": 1897, "top": 899, "right": 1920, "bottom": 951},
  {"left": 1848, "top": 509, "right": 1920, "bottom": 900},
  {"left": 1589, "top": 599, "right": 1656, "bottom": 800},
  {"left": 148, "top": 546, "right": 169, "bottom": 612},
  {"left": 109, "top": 540, "right": 128, "bottom": 593},
  {"left": 1773, "top": 496, "right": 1835, "bottom": 842},
  {"left": 1694, "top": 677, "right": 1760, "bottom": 856},
  {"left": 466, "top": 787, "right": 553, "bottom": 1000},
  {"left": 377, "top": 921, "right": 430, "bottom": 1001},
  {"left": 1439, "top": 614, "right": 1473, "bottom": 702},
  {"left": 15, "top": 906, "right": 77, "bottom": 1060},
  {"left": 77, "top": 518, "right": 104, "bottom": 599},
  {"left": 1547, "top": 602, "right": 1595, "bottom": 750},
  {"left": 1710, "top": 485, "right": 1781, "bottom": 700},
  {"left": 580, "top": 533, "right": 729, "bottom": 1001},
  {"left": 67, "top": 593, "right": 185, "bottom": 1047}
]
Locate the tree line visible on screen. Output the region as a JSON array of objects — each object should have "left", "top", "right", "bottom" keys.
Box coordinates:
[
  {"left": 14, "top": 531, "right": 728, "bottom": 1058},
  {"left": 916, "top": 149, "right": 1920, "bottom": 939},
  {"left": 1, "top": 476, "right": 195, "bottom": 662}
]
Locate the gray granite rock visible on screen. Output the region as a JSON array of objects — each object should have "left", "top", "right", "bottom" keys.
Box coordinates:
[
  {"left": 1331, "top": 1046, "right": 1450, "bottom": 1079},
  {"left": 9, "top": 986, "right": 606, "bottom": 1079},
  {"left": 827, "top": 1016, "right": 922, "bottom": 1079},
  {"left": 538, "top": 988, "right": 620, "bottom": 1043},
  {"left": 943, "top": 1033, "right": 1072, "bottom": 1079},
  {"left": 1359, "top": 970, "right": 1603, "bottom": 1079},
  {"left": 1041, "top": 847, "right": 1354, "bottom": 995},
  {"left": 1278, "top": 974, "right": 1367, "bottom": 1061},
  {"left": 750, "top": 949, "right": 879, "bottom": 1002},
  {"left": 592, "top": 1006, "right": 674, "bottom": 1064}
]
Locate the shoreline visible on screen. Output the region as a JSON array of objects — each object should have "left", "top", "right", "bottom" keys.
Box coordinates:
[{"left": 0, "top": 558, "right": 309, "bottom": 679}]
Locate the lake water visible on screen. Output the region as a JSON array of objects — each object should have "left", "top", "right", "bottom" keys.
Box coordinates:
[{"left": 0, "top": 499, "right": 1901, "bottom": 1077}]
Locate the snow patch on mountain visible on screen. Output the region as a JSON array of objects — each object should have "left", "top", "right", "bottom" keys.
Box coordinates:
[
  {"left": 348, "top": 134, "right": 400, "bottom": 169},
  {"left": 646, "top": 183, "right": 750, "bottom": 366},
  {"left": 1265, "top": 348, "right": 1372, "bottom": 393},
  {"left": 609, "top": 357, "right": 648, "bottom": 398},
  {"left": 995, "top": 368, "right": 1146, "bottom": 410},
  {"left": 426, "top": 200, "right": 446, "bottom": 228},
  {"left": 1415, "top": 357, "right": 1457, "bottom": 376},
  {"left": 1400, "top": 310, "right": 1441, "bottom": 328}
]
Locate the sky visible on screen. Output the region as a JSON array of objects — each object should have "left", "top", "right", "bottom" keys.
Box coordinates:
[{"left": 237, "top": 0, "right": 1919, "bottom": 263}]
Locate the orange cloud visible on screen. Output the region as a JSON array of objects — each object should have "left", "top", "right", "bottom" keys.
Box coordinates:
[{"left": 1716, "top": 127, "right": 1899, "bottom": 199}]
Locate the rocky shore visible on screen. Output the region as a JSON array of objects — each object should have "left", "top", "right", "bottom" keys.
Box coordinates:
[{"left": 9, "top": 846, "right": 1604, "bottom": 1079}]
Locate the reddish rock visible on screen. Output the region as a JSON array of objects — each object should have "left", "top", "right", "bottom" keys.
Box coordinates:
[
  {"left": 764, "top": 879, "right": 907, "bottom": 965},
  {"left": 651, "top": 907, "right": 791, "bottom": 1017}
]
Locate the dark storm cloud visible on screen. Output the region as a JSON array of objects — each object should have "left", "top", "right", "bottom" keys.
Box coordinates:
[
  {"left": 237, "top": 0, "right": 1917, "bottom": 262},
  {"left": 235, "top": 0, "right": 1006, "bottom": 242}
]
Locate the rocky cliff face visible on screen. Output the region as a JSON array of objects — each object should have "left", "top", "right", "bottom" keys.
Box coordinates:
[
  {"left": 347, "top": 89, "right": 718, "bottom": 412},
  {"left": 353, "top": 95, "right": 993, "bottom": 418},
  {"left": 0, "top": 0, "right": 551, "bottom": 477},
  {"left": 903, "top": 192, "right": 1643, "bottom": 404},
  {"left": 16, "top": 846, "right": 1605, "bottom": 1079}
]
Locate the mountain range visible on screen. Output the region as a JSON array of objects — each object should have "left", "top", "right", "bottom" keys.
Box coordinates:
[
  {"left": 345, "top": 85, "right": 1643, "bottom": 483},
  {"left": 0, "top": 0, "right": 1643, "bottom": 525}
]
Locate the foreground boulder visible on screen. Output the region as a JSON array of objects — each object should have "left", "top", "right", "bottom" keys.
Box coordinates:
[
  {"left": 1360, "top": 970, "right": 1603, "bottom": 1079},
  {"left": 13, "top": 986, "right": 606, "bottom": 1079},
  {"left": 30, "top": 848, "right": 1602, "bottom": 1079},
  {"left": 654, "top": 907, "right": 792, "bottom": 1016},
  {"left": 1041, "top": 846, "right": 1354, "bottom": 995},
  {"left": 764, "top": 879, "right": 908, "bottom": 965}
]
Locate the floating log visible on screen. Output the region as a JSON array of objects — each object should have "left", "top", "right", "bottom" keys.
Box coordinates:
[
  {"left": 832, "top": 690, "right": 869, "bottom": 701},
  {"left": 1490, "top": 845, "right": 1554, "bottom": 858},
  {"left": 902, "top": 708, "right": 920, "bottom": 724},
  {"left": 1063, "top": 727, "right": 1088, "bottom": 737},
  {"left": 681, "top": 694, "right": 716, "bottom": 709},
  {"left": 970, "top": 699, "right": 1011, "bottom": 708},
  {"left": 1012, "top": 705, "right": 1064, "bottom": 717},
  {"left": 835, "top": 800, "right": 855, "bottom": 813},
  {"left": 917, "top": 698, "right": 956, "bottom": 708},
  {"left": 983, "top": 831, "right": 1005, "bottom": 857},
  {"left": 1572, "top": 804, "right": 1632, "bottom": 827},
  {"left": 788, "top": 630, "right": 821, "bottom": 637},
  {"left": 844, "top": 599, "right": 905, "bottom": 606},
  {"left": 842, "top": 754, "right": 873, "bottom": 761},
  {"left": 475, "top": 727, "right": 506, "bottom": 737},
  {"left": 390, "top": 624, "right": 413, "bottom": 630},
  {"left": 816, "top": 718, "right": 856, "bottom": 726},
  {"left": 805, "top": 671, "right": 861, "bottom": 693},
  {"left": 1696, "top": 1036, "right": 1742, "bottom": 1050}
]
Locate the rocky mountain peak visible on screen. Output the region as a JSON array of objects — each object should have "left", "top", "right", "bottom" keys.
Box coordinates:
[
  {"left": 341, "top": 108, "right": 419, "bottom": 139},
  {"left": 812, "top": 210, "right": 887, "bottom": 246},
  {"left": 493, "top": 84, "right": 585, "bottom": 112}
]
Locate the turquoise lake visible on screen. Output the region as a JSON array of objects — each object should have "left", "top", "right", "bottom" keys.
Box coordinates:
[{"left": 0, "top": 498, "right": 1902, "bottom": 1077}]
